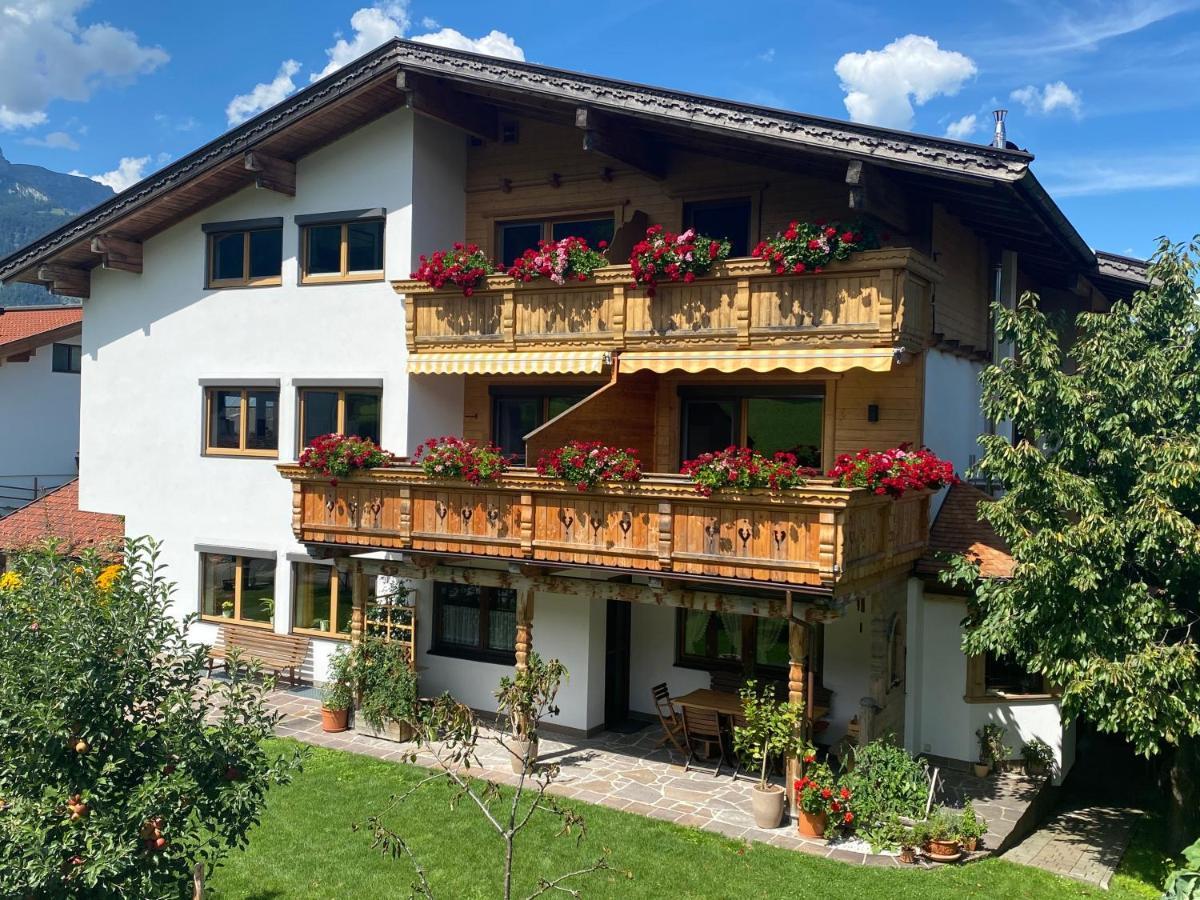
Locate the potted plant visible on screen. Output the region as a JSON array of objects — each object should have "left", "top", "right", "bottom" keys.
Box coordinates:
[
  {"left": 535, "top": 441, "right": 642, "bottom": 491},
  {"left": 793, "top": 756, "right": 840, "bottom": 838},
  {"left": 752, "top": 219, "right": 878, "bottom": 275},
  {"left": 506, "top": 236, "right": 608, "bottom": 283},
  {"left": 628, "top": 225, "right": 730, "bottom": 295},
  {"left": 495, "top": 653, "right": 567, "bottom": 775},
  {"left": 926, "top": 808, "right": 962, "bottom": 859},
  {"left": 410, "top": 242, "right": 495, "bottom": 296},
  {"left": 1021, "top": 738, "right": 1054, "bottom": 778},
  {"left": 680, "top": 446, "right": 816, "bottom": 497},
  {"left": 299, "top": 433, "right": 393, "bottom": 484},
  {"left": 220, "top": 600, "right": 234, "bottom": 618},
  {"left": 975, "top": 723, "right": 1011, "bottom": 776},
  {"left": 898, "top": 825, "right": 920, "bottom": 864},
  {"left": 320, "top": 647, "right": 352, "bottom": 733},
  {"left": 351, "top": 636, "right": 419, "bottom": 742},
  {"left": 828, "top": 445, "right": 957, "bottom": 497},
  {"left": 415, "top": 436, "right": 510, "bottom": 485},
  {"left": 957, "top": 799, "right": 987, "bottom": 852},
  {"left": 732, "top": 681, "right": 807, "bottom": 829}
]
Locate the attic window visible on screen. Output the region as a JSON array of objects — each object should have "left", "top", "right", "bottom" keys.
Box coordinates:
[
  {"left": 297, "top": 211, "right": 385, "bottom": 284},
  {"left": 501, "top": 121, "right": 519, "bottom": 144}
]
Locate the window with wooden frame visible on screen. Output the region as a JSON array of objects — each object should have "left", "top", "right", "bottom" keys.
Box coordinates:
[
  {"left": 430, "top": 582, "right": 516, "bottom": 664},
  {"left": 965, "top": 651, "right": 1050, "bottom": 701},
  {"left": 682, "top": 197, "right": 752, "bottom": 258},
  {"left": 495, "top": 214, "right": 615, "bottom": 268},
  {"left": 204, "top": 219, "right": 282, "bottom": 288},
  {"left": 298, "top": 210, "right": 385, "bottom": 284},
  {"left": 675, "top": 609, "right": 790, "bottom": 675},
  {"left": 200, "top": 552, "right": 275, "bottom": 627},
  {"left": 292, "top": 562, "right": 356, "bottom": 638},
  {"left": 490, "top": 385, "right": 597, "bottom": 465},
  {"left": 204, "top": 387, "right": 279, "bottom": 456},
  {"left": 297, "top": 387, "right": 382, "bottom": 450},
  {"left": 679, "top": 385, "right": 825, "bottom": 468}
]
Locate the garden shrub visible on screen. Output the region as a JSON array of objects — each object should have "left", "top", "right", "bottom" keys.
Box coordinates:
[
  {"left": 837, "top": 737, "right": 929, "bottom": 849},
  {"left": 0, "top": 539, "right": 299, "bottom": 898}
]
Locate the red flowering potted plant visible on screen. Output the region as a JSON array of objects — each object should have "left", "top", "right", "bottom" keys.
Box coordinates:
[
  {"left": 628, "top": 225, "right": 730, "bottom": 295},
  {"left": 793, "top": 755, "right": 845, "bottom": 838},
  {"left": 535, "top": 441, "right": 642, "bottom": 491},
  {"left": 415, "top": 436, "right": 510, "bottom": 485},
  {"left": 411, "top": 243, "right": 495, "bottom": 296},
  {"left": 827, "top": 444, "right": 956, "bottom": 497},
  {"left": 299, "top": 433, "right": 393, "bottom": 485},
  {"left": 752, "top": 219, "right": 877, "bottom": 275},
  {"left": 507, "top": 236, "right": 609, "bottom": 284},
  {"left": 680, "top": 446, "right": 817, "bottom": 497}
]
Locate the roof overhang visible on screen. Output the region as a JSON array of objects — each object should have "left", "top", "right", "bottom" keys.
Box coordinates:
[{"left": 0, "top": 321, "right": 82, "bottom": 359}]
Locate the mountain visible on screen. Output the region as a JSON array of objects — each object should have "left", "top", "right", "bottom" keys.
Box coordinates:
[{"left": 0, "top": 147, "right": 114, "bottom": 307}]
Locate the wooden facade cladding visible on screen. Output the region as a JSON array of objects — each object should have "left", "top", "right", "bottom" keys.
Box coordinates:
[
  {"left": 279, "top": 465, "right": 930, "bottom": 597},
  {"left": 393, "top": 248, "right": 940, "bottom": 359}
]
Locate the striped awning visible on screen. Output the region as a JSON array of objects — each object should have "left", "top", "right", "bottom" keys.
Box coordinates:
[
  {"left": 407, "top": 351, "right": 611, "bottom": 375},
  {"left": 616, "top": 347, "right": 898, "bottom": 375}
]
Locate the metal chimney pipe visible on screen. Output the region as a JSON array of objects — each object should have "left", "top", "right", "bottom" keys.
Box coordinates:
[{"left": 992, "top": 109, "right": 1008, "bottom": 149}]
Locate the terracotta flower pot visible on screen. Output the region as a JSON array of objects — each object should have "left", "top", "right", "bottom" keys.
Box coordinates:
[
  {"left": 750, "top": 785, "right": 786, "bottom": 829},
  {"left": 963, "top": 836, "right": 978, "bottom": 852},
  {"left": 509, "top": 737, "right": 538, "bottom": 774},
  {"left": 899, "top": 846, "right": 916, "bottom": 865},
  {"left": 321, "top": 706, "right": 349, "bottom": 733},
  {"left": 928, "top": 838, "right": 961, "bottom": 857},
  {"left": 796, "top": 809, "right": 827, "bottom": 838},
  {"left": 973, "top": 763, "right": 991, "bottom": 778}
]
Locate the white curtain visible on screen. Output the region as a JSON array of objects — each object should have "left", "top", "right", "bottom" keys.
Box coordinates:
[{"left": 718, "top": 612, "right": 742, "bottom": 659}]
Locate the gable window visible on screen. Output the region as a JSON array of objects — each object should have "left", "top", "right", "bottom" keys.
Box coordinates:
[
  {"left": 298, "top": 387, "right": 381, "bottom": 450},
  {"left": 490, "top": 386, "right": 595, "bottom": 464},
  {"left": 297, "top": 210, "right": 385, "bottom": 283},
  {"left": 496, "top": 215, "right": 614, "bottom": 267},
  {"left": 675, "top": 610, "right": 789, "bottom": 675},
  {"left": 52, "top": 343, "right": 82, "bottom": 374},
  {"left": 205, "top": 387, "right": 279, "bottom": 456},
  {"left": 431, "top": 582, "right": 516, "bottom": 664},
  {"left": 200, "top": 552, "right": 275, "bottom": 626},
  {"left": 204, "top": 218, "right": 283, "bottom": 288},
  {"left": 292, "top": 562, "right": 359, "bottom": 638},
  {"left": 680, "top": 386, "right": 824, "bottom": 468},
  {"left": 683, "top": 197, "right": 752, "bottom": 258}
]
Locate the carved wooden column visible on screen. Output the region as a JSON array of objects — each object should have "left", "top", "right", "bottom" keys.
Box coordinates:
[
  {"left": 514, "top": 585, "right": 535, "bottom": 671},
  {"left": 350, "top": 561, "right": 367, "bottom": 646},
  {"left": 786, "top": 618, "right": 810, "bottom": 810}
]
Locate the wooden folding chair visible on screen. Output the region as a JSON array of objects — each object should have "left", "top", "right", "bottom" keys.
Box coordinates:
[
  {"left": 652, "top": 683, "right": 687, "bottom": 759},
  {"left": 727, "top": 710, "right": 751, "bottom": 780},
  {"left": 682, "top": 705, "right": 728, "bottom": 776}
]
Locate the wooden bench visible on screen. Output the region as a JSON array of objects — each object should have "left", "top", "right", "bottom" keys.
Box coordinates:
[{"left": 207, "top": 623, "right": 310, "bottom": 686}]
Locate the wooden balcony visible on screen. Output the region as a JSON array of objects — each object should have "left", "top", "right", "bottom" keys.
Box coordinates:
[
  {"left": 393, "top": 248, "right": 939, "bottom": 362},
  {"left": 279, "top": 466, "right": 930, "bottom": 596}
]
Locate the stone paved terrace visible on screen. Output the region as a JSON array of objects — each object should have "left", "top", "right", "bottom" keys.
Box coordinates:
[
  {"left": 1004, "top": 804, "right": 1139, "bottom": 889},
  {"left": 247, "top": 684, "right": 1051, "bottom": 867}
]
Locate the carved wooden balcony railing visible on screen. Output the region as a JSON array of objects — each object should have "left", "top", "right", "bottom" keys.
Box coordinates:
[
  {"left": 392, "top": 248, "right": 940, "bottom": 357},
  {"left": 279, "top": 466, "right": 930, "bottom": 595}
]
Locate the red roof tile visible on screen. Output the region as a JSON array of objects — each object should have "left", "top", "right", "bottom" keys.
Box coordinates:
[
  {"left": 0, "top": 305, "right": 82, "bottom": 352},
  {"left": 917, "top": 482, "right": 1014, "bottom": 580},
  {"left": 0, "top": 479, "right": 123, "bottom": 555}
]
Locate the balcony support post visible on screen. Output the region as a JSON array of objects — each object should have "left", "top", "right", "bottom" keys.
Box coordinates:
[
  {"left": 514, "top": 586, "right": 535, "bottom": 672},
  {"left": 350, "top": 560, "right": 367, "bottom": 645},
  {"left": 786, "top": 616, "right": 810, "bottom": 811},
  {"left": 735, "top": 278, "right": 752, "bottom": 348}
]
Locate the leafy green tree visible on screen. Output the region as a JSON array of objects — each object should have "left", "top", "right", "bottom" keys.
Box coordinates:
[
  {"left": 0, "top": 539, "right": 299, "bottom": 897},
  {"left": 945, "top": 237, "right": 1200, "bottom": 850}
]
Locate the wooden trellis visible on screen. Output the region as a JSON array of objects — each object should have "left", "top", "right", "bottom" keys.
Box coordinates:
[{"left": 349, "top": 565, "right": 417, "bottom": 672}]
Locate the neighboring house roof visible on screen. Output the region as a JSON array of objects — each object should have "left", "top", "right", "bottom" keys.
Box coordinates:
[
  {"left": 0, "top": 305, "right": 82, "bottom": 358},
  {"left": 0, "top": 479, "right": 123, "bottom": 555},
  {"left": 917, "top": 482, "right": 1014, "bottom": 581},
  {"left": 0, "top": 39, "right": 1142, "bottom": 298}
]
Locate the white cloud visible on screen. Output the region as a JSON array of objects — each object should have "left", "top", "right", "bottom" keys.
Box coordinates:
[
  {"left": 1040, "top": 149, "right": 1200, "bottom": 196},
  {"left": 978, "top": 0, "right": 1197, "bottom": 57},
  {"left": 71, "top": 155, "right": 151, "bottom": 192},
  {"left": 22, "top": 130, "right": 79, "bottom": 150},
  {"left": 419, "top": 16, "right": 439, "bottom": 30},
  {"left": 945, "top": 114, "right": 979, "bottom": 141},
  {"left": 757, "top": 48, "right": 776, "bottom": 63},
  {"left": 225, "top": 60, "right": 301, "bottom": 126},
  {"left": 411, "top": 27, "right": 524, "bottom": 60},
  {"left": 0, "top": 0, "right": 167, "bottom": 131},
  {"left": 1011, "top": 81, "right": 1083, "bottom": 117},
  {"left": 834, "top": 35, "right": 977, "bottom": 130}
]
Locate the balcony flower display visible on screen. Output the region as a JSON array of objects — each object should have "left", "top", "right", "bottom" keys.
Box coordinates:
[
  {"left": 415, "top": 436, "right": 510, "bottom": 485},
  {"left": 680, "top": 446, "right": 817, "bottom": 497},
  {"left": 535, "top": 441, "right": 642, "bottom": 491},
  {"left": 828, "top": 445, "right": 957, "bottom": 497},
  {"left": 752, "top": 219, "right": 877, "bottom": 275},
  {"left": 629, "top": 225, "right": 730, "bottom": 295},
  {"left": 411, "top": 243, "right": 495, "bottom": 296},
  {"left": 507, "top": 236, "right": 608, "bottom": 284},
  {"left": 299, "top": 433, "right": 393, "bottom": 482}
]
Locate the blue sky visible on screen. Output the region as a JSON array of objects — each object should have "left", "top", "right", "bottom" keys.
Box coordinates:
[{"left": 2, "top": 0, "right": 1198, "bottom": 258}]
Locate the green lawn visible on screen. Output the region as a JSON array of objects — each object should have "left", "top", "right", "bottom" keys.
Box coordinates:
[{"left": 207, "top": 739, "right": 1165, "bottom": 900}]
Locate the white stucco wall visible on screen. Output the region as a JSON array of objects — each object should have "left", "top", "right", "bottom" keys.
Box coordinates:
[
  {"left": 822, "top": 602, "right": 872, "bottom": 745},
  {"left": 628, "top": 603, "right": 709, "bottom": 717},
  {"left": 0, "top": 337, "right": 80, "bottom": 505},
  {"left": 905, "top": 583, "right": 1074, "bottom": 781},
  {"left": 922, "top": 349, "right": 988, "bottom": 518},
  {"left": 77, "top": 110, "right": 468, "bottom": 680}
]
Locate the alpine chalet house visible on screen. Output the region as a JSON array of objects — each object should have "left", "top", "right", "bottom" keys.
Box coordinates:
[{"left": 0, "top": 40, "right": 1147, "bottom": 784}]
